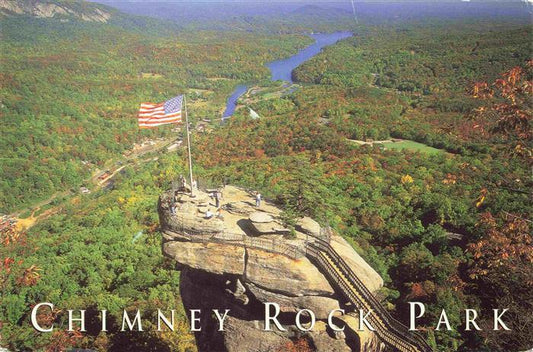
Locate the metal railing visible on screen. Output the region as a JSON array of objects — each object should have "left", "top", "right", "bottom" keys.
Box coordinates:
[
  {"left": 304, "top": 238, "right": 433, "bottom": 352},
  {"left": 164, "top": 220, "right": 305, "bottom": 260}
]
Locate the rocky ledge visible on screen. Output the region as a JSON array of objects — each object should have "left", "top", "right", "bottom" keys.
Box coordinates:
[
  {"left": 159, "top": 185, "right": 385, "bottom": 352},
  {"left": 0, "top": 0, "right": 112, "bottom": 22}
]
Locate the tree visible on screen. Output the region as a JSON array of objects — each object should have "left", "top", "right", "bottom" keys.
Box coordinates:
[
  {"left": 466, "top": 212, "right": 533, "bottom": 350},
  {"left": 471, "top": 60, "right": 532, "bottom": 159},
  {"left": 274, "top": 338, "right": 313, "bottom": 352},
  {"left": 0, "top": 217, "right": 42, "bottom": 348}
]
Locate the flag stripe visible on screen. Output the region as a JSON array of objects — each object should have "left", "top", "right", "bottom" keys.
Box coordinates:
[
  {"left": 139, "top": 116, "right": 181, "bottom": 122},
  {"left": 139, "top": 106, "right": 164, "bottom": 112},
  {"left": 138, "top": 112, "right": 181, "bottom": 120},
  {"left": 138, "top": 115, "right": 181, "bottom": 123},
  {"left": 138, "top": 116, "right": 182, "bottom": 123},
  {"left": 139, "top": 120, "right": 181, "bottom": 127},
  {"left": 138, "top": 110, "right": 176, "bottom": 117},
  {"left": 139, "top": 110, "right": 164, "bottom": 114},
  {"left": 138, "top": 109, "right": 165, "bottom": 115},
  {"left": 139, "top": 122, "right": 181, "bottom": 126}
]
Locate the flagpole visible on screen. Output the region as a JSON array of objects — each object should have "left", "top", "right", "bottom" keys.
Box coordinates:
[{"left": 183, "top": 94, "right": 194, "bottom": 196}]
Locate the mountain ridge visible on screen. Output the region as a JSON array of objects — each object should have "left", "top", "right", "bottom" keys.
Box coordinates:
[{"left": 0, "top": 0, "right": 115, "bottom": 22}]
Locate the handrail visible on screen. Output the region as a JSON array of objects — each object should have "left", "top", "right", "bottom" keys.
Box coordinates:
[
  {"left": 305, "top": 239, "right": 432, "bottom": 352},
  {"left": 166, "top": 210, "right": 306, "bottom": 259},
  {"left": 314, "top": 238, "right": 429, "bottom": 347},
  {"left": 305, "top": 245, "right": 408, "bottom": 350},
  {"left": 165, "top": 228, "right": 305, "bottom": 260}
]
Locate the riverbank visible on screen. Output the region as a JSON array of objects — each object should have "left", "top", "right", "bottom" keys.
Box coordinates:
[{"left": 222, "top": 31, "right": 353, "bottom": 118}]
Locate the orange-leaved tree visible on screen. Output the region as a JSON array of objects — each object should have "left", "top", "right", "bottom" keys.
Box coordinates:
[
  {"left": 467, "top": 212, "right": 532, "bottom": 350},
  {"left": 0, "top": 217, "right": 41, "bottom": 293},
  {"left": 471, "top": 60, "right": 532, "bottom": 159},
  {"left": 1, "top": 217, "right": 41, "bottom": 346}
]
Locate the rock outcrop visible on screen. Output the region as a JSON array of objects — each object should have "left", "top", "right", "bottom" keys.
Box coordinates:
[
  {"left": 0, "top": 0, "right": 112, "bottom": 22},
  {"left": 159, "top": 185, "right": 385, "bottom": 352}
]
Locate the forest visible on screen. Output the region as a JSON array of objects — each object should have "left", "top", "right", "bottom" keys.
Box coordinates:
[
  {"left": 1, "top": 2, "right": 531, "bottom": 352},
  {"left": 0, "top": 15, "right": 311, "bottom": 212}
]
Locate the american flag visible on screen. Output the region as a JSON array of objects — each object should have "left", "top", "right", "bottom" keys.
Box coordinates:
[{"left": 138, "top": 95, "right": 183, "bottom": 128}]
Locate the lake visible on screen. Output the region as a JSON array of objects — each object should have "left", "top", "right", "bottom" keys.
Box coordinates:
[{"left": 222, "top": 31, "right": 353, "bottom": 118}]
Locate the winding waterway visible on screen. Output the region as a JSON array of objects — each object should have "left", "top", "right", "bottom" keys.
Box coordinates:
[{"left": 222, "top": 31, "right": 353, "bottom": 118}]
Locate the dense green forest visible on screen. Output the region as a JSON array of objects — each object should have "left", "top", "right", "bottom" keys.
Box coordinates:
[
  {"left": 0, "top": 16, "right": 311, "bottom": 212},
  {"left": 198, "top": 21, "right": 531, "bottom": 351},
  {"left": 291, "top": 23, "right": 531, "bottom": 151},
  {"left": 1, "top": 2, "right": 531, "bottom": 352}
]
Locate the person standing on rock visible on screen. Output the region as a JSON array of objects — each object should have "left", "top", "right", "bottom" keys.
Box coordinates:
[
  {"left": 255, "top": 192, "right": 261, "bottom": 207},
  {"left": 179, "top": 174, "right": 186, "bottom": 191},
  {"left": 215, "top": 190, "right": 221, "bottom": 208},
  {"left": 170, "top": 200, "right": 176, "bottom": 215}
]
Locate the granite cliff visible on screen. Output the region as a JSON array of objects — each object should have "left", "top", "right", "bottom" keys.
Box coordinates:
[
  {"left": 0, "top": 0, "right": 112, "bottom": 22},
  {"left": 159, "top": 185, "right": 387, "bottom": 352}
]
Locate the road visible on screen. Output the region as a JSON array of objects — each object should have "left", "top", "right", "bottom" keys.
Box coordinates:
[{"left": 11, "top": 137, "right": 178, "bottom": 230}]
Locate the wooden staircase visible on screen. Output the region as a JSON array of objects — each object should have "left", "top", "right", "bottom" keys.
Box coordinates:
[{"left": 305, "top": 239, "right": 433, "bottom": 352}]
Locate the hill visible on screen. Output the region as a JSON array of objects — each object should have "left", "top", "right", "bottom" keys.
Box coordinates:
[{"left": 0, "top": 0, "right": 114, "bottom": 22}]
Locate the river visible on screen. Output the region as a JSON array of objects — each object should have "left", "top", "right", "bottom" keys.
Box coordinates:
[{"left": 222, "top": 31, "right": 353, "bottom": 118}]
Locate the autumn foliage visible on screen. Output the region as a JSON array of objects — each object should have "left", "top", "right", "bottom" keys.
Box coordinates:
[
  {"left": 275, "top": 338, "right": 314, "bottom": 352},
  {"left": 472, "top": 60, "right": 532, "bottom": 158},
  {"left": 468, "top": 212, "right": 532, "bottom": 280},
  {"left": 0, "top": 217, "right": 40, "bottom": 291},
  {"left": 466, "top": 212, "right": 532, "bottom": 350}
]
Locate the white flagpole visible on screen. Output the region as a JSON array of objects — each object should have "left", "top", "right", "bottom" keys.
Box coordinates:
[{"left": 183, "top": 94, "right": 194, "bottom": 196}]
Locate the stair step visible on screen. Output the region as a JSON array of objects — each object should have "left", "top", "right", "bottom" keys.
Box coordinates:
[{"left": 305, "top": 243, "right": 432, "bottom": 352}]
